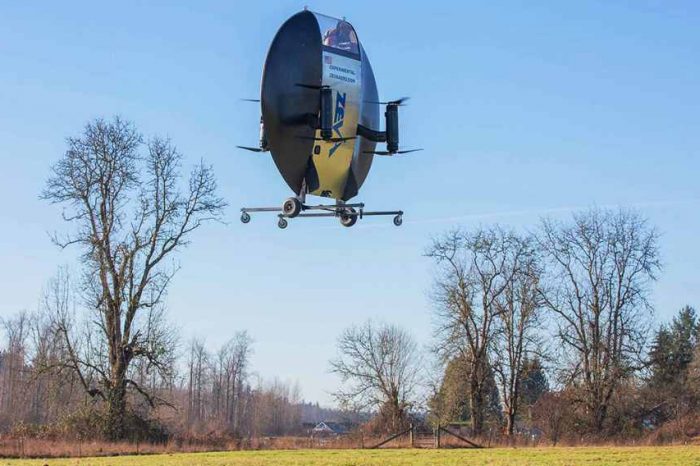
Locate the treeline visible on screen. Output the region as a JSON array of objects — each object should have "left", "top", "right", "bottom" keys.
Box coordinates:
[
  {"left": 1, "top": 206, "right": 695, "bottom": 446},
  {"left": 427, "top": 305, "right": 700, "bottom": 444},
  {"left": 330, "top": 209, "right": 700, "bottom": 444},
  {"left": 0, "top": 315, "right": 305, "bottom": 442},
  {"left": 182, "top": 336, "right": 302, "bottom": 439}
]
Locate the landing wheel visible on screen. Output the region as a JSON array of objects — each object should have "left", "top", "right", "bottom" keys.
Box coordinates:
[
  {"left": 393, "top": 214, "right": 403, "bottom": 227},
  {"left": 240, "top": 212, "right": 251, "bottom": 224},
  {"left": 340, "top": 207, "right": 358, "bottom": 228},
  {"left": 277, "top": 218, "right": 288, "bottom": 229},
  {"left": 282, "top": 197, "right": 302, "bottom": 217}
]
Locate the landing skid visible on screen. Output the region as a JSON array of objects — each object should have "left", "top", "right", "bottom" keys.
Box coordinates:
[{"left": 240, "top": 201, "right": 403, "bottom": 229}]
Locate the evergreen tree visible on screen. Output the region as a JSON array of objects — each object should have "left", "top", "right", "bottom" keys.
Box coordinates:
[
  {"left": 520, "top": 357, "right": 549, "bottom": 408},
  {"left": 648, "top": 306, "right": 697, "bottom": 389},
  {"left": 429, "top": 355, "right": 501, "bottom": 431},
  {"left": 646, "top": 306, "right": 698, "bottom": 422}
]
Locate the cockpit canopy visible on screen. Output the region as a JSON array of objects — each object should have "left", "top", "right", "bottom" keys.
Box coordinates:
[{"left": 313, "top": 12, "right": 359, "bottom": 56}]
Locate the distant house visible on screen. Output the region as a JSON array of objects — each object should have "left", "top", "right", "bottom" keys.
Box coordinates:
[{"left": 311, "top": 421, "right": 351, "bottom": 437}]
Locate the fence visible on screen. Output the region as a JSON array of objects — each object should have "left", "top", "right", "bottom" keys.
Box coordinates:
[{"left": 369, "top": 424, "right": 483, "bottom": 449}]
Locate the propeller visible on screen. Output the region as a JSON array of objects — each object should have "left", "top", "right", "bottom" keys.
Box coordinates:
[
  {"left": 365, "top": 97, "right": 410, "bottom": 106},
  {"left": 236, "top": 145, "right": 266, "bottom": 153},
  {"left": 240, "top": 98, "right": 260, "bottom": 102},
  {"left": 295, "top": 83, "right": 327, "bottom": 90},
  {"left": 364, "top": 148, "right": 423, "bottom": 156}
]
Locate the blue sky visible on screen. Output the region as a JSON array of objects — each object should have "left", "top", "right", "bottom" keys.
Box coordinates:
[{"left": 1, "top": 1, "right": 699, "bottom": 405}]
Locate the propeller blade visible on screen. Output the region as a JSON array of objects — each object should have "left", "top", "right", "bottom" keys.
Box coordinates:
[
  {"left": 364, "top": 148, "right": 423, "bottom": 156},
  {"left": 240, "top": 98, "right": 260, "bottom": 102},
  {"left": 396, "top": 148, "right": 423, "bottom": 154},
  {"left": 295, "top": 83, "right": 327, "bottom": 90},
  {"left": 236, "top": 145, "right": 265, "bottom": 153},
  {"left": 364, "top": 97, "right": 410, "bottom": 106},
  {"left": 389, "top": 97, "right": 410, "bottom": 106}
]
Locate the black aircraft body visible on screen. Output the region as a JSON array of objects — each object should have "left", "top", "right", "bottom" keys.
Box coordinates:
[{"left": 239, "top": 10, "right": 420, "bottom": 229}]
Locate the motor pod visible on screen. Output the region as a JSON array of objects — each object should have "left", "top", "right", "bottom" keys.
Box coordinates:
[
  {"left": 320, "top": 86, "right": 333, "bottom": 140},
  {"left": 385, "top": 103, "right": 399, "bottom": 154},
  {"left": 258, "top": 116, "right": 268, "bottom": 150}
]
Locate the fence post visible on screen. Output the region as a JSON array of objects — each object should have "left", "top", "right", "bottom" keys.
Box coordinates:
[{"left": 409, "top": 423, "right": 414, "bottom": 448}]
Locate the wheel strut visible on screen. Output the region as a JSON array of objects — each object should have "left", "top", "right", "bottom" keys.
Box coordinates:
[{"left": 240, "top": 203, "right": 403, "bottom": 227}]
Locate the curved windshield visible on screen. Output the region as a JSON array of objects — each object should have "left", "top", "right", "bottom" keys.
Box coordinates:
[{"left": 314, "top": 13, "right": 359, "bottom": 55}]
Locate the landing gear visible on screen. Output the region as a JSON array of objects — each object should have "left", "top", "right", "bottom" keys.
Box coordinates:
[
  {"left": 282, "top": 197, "right": 302, "bottom": 217},
  {"left": 240, "top": 202, "right": 402, "bottom": 228},
  {"left": 340, "top": 207, "right": 358, "bottom": 228}
]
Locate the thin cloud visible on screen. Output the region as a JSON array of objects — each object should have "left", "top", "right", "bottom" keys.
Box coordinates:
[{"left": 348, "top": 198, "right": 700, "bottom": 229}]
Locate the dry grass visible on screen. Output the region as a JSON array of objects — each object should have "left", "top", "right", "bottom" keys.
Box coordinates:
[
  {"left": 1, "top": 446, "right": 699, "bottom": 466},
  {"left": 0, "top": 434, "right": 431, "bottom": 459},
  {"left": 0, "top": 436, "right": 400, "bottom": 459},
  {"left": 0, "top": 434, "right": 677, "bottom": 460},
  {"left": 0, "top": 438, "right": 212, "bottom": 459}
]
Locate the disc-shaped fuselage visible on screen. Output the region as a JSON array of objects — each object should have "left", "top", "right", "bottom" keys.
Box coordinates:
[{"left": 261, "top": 11, "right": 379, "bottom": 201}]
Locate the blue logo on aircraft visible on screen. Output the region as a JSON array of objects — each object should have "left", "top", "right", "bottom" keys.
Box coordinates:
[{"left": 329, "top": 92, "right": 346, "bottom": 157}]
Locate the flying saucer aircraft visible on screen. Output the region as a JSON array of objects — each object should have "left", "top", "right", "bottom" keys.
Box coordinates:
[{"left": 238, "top": 10, "right": 420, "bottom": 229}]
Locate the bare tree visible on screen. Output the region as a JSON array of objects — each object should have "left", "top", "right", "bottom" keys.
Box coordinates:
[
  {"left": 181, "top": 338, "right": 308, "bottom": 440},
  {"left": 31, "top": 279, "right": 78, "bottom": 425},
  {"left": 538, "top": 209, "right": 660, "bottom": 432},
  {"left": 330, "top": 321, "right": 420, "bottom": 432},
  {"left": 0, "top": 276, "right": 83, "bottom": 429},
  {"left": 427, "top": 227, "right": 522, "bottom": 435},
  {"left": 42, "top": 117, "right": 226, "bottom": 438},
  {"left": 491, "top": 233, "right": 543, "bottom": 436},
  {"left": 211, "top": 332, "right": 253, "bottom": 434},
  {"left": 0, "top": 312, "right": 30, "bottom": 423},
  {"left": 532, "top": 391, "right": 570, "bottom": 445},
  {"left": 186, "top": 338, "right": 209, "bottom": 428},
  {"left": 33, "top": 270, "right": 88, "bottom": 423}
]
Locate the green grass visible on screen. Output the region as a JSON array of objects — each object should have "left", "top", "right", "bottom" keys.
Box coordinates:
[{"left": 2, "top": 446, "right": 699, "bottom": 466}]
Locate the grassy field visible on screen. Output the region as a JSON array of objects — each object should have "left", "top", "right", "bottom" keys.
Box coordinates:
[{"left": 1, "top": 446, "right": 699, "bottom": 466}]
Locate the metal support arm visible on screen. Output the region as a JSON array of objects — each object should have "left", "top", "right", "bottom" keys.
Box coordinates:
[
  {"left": 240, "top": 201, "right": 403, "bottom": 228},
  {"left": 356, "top": 124, "right": 387, "bottom": 143}
]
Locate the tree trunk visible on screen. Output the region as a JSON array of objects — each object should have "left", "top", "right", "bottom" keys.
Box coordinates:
[
  {"left": 106, "top": 383, "right": 127, "bottom": 439},
  {"left": 593, "top": 401, "right": 608, "bottom": 433},
  {"left": 505, "top": 409, "right": 515, "bottom": 436},
  {"left": 469, "top": 381, "right": 484, "bottom": 436},
  {"left": 105, "top": 357, "right": 128, "bottom": 440}
]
